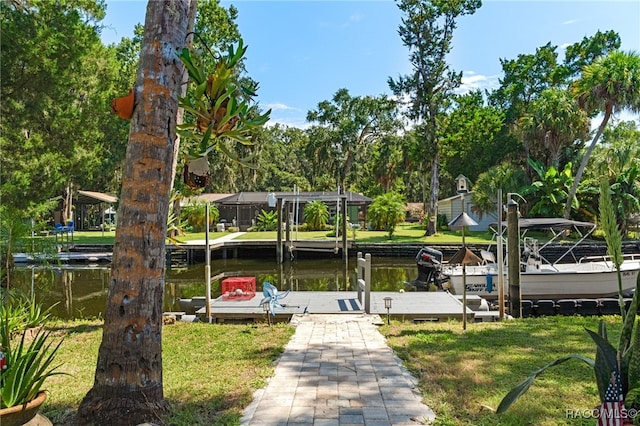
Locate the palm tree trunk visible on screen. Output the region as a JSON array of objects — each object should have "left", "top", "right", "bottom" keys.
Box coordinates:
[
  {"left": 563, "top": 108, "right": 612, "bottom": 219},
  {"left": 426, "top": 150, "right": 440, "bottom": 235},
  {"left": 77, "top": 1, "right": 197, "bottom": 424}
]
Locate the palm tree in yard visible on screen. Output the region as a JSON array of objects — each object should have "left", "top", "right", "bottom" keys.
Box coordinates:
[
  {"left": 563, "top": 50, "right": 640, "bottom": 219},
  {"left": 77, "top": 1, "right": 197, "bottom": 424},
  {"left": 515, "top": 88, "right": 589, "bottom": 170}
]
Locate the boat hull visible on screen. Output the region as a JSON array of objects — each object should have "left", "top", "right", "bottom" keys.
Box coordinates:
[{"left": 444, "top": 260, "right": 640, "bottom": 299}]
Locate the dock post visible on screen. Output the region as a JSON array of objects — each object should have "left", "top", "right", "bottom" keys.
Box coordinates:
[
  {"left": 357, "top": 252, "right": 371, "bottom": 314},
  {"left": 507, "top": 197, "right": 521, "bottom": 318},
  {"left": 205, "top": 203, "right": 212, "bottom": 322},
  {"left": 276, "top": 197, "right": 283, "bottom": 264}
]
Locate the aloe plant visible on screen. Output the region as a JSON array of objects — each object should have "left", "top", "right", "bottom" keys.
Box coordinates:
[
  {"left": 0, "top": 290, "right": 55, "bottom": 337},
  {"left": 497, "top": 178, "right": 640, "bottom": 421},
  {"left": 0, "top": 324, "right": 65, "bottom": 408},
  {"left": 0, "top": 292, "right": 65, "bottom": 409}
]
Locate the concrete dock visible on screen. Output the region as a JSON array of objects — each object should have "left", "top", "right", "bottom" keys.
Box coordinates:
[{"left": 194, "top": 291, "right": 494, "bottom": 323}]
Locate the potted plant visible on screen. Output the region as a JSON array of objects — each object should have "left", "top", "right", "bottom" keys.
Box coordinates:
[
  {"left": 0, "top": 291, "right": 65, "bottom": 426},
  {"left": 497, "top": 178, "right": 640, "bottom": 425}
]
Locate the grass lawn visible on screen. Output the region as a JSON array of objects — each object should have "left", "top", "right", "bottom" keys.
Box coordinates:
[
  {"left": 40, "top": 316, "right": 616, "bottom": 425},
  {"left": 40, "top": 223, "right": 496, "bottom": 246},
  {"left": 180, "top": 223, "right": 496, "bottom": 245},
  {"left": 43, "top": 320, "right": 294, "bottom": 425},
  {"left": 35, "top": 222, "right": 605, "bottom": 247},
  {"left": 381, "top": 315, "right": 619, "bottom": 426}
]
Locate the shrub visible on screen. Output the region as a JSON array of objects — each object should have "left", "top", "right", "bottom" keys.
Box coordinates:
[
  {"left": 303, "top": 201, "right": 329, "bottom": 231},
  {"left": 180, "top": 203, "right": 220, "bottom": 232},
  {"left": 256, "top": 209, "right": 278, "bottom": 231},
  {"left": 367, "top": 192, "right": 406, "bottom": 239}
]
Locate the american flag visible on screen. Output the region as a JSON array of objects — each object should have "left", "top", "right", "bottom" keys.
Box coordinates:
[{"left": 597, "top": 369, "right": 626, "bottom": 426}]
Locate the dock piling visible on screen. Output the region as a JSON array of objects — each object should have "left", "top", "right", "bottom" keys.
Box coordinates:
[{"left": 357, "top": 252, "right": 371, "bottom": 314}]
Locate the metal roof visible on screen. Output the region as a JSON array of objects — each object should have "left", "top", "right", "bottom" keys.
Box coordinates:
[
  {"left": 216, "top": 191, "right": 372, "bottom": 205},
  {"left": 76, "top": 190, "right": 117, "bottom": 204}
]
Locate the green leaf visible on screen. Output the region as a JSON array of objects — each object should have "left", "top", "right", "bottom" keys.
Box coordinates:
[
  {"left": 628, "top": 318, "right": 640, "bottom": 391},
  {"left": 177, "top": 48, "right": 206, "bottom": 84},
  {"left": 216, "top": 141, "right": 240, "bottom": 161},
  {"left": 195, "top": 80, "right": 208, "bottom": 100},
  {"left": 619, "top": 273, "right": 639, "bottom": 354},
  {"left": 496, "top": 354, "right": 594, "bottom": 414},
  {"left": 197, "top": 125, "right": 213, "bottom": 154},
  {"left": 593, "top": 321, "right": 612, "bottom": 400},
  {"left": 586, "top": 325, "right": 619, "bottom": 401}
]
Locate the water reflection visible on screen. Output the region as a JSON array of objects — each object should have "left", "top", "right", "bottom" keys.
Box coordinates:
[{"left": 10, "top": 257, "right": 419, "bottom": 320}]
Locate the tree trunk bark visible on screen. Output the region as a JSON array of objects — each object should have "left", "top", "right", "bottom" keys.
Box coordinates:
[
  {"left": 77, "top": 1, "right": 197, "bottom": 424},
  {"left": 563, "top": 107, "right": 612, "bottom": 219},
  {"left": 426, "top": 150, "right": 439, "bottom": 236}
]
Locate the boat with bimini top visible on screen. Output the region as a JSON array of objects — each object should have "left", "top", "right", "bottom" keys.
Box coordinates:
[{"left": 406, "top": 218, "right": 640, "bottom": 299}]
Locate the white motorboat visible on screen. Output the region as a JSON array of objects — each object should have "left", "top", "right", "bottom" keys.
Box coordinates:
[
  {"left": 410, "top": 219, "right": 640, "bottom": 299},
  {"left": 443, "top": 252, "right": 640, "bottom": 299}
]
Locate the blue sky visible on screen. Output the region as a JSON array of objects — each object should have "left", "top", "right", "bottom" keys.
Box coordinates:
[{"left": 101, "top": 0, "right": 640, "bottom": 128}]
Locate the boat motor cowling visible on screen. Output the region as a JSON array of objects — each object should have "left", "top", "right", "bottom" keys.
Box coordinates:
[{"left": 405, "top": 247, "right": 451, "bottom": 290}]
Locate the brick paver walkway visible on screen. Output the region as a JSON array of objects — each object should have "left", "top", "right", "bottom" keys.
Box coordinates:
[{"left": 241, "top": 314, "right": 435, "bottom": 425}]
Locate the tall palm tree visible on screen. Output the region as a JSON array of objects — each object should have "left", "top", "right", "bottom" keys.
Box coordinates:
[
  {"left": 563, "top": 50, "right": 640, "bottom": 218},
  {"left": 78, "top": 1, "right": 197, "bottom": 424},
  {"left": 515, "top": 88, "right": 589, "bottom": 169}
]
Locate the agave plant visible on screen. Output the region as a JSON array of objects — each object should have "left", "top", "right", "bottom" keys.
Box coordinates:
[{"left": 497, "top": 178, "right": 640, "bottom": 423}]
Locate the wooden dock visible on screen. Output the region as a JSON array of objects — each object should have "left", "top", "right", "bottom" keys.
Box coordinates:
[
  {"left": 13, "top": 251, "right": 112, "bottom": 264},
  {"left": 193, "top": 291, "right": 498, "bottom": 323}
]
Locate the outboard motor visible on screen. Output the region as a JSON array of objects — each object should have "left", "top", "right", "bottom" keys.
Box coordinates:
[
  {"left": 521, "top": 237, "right": 541, "bottom": 272},
  {"left": 405, "top": 247, "right": 450, "bottom": 290}
]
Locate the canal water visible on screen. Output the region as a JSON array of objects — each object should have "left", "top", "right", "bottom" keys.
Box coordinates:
[{"left": 9, "top": 257, "right": 421, "bottom": 320}]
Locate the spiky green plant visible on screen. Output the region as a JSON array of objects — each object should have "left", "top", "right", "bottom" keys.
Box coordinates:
[
  {"left": 0, "top": 325, "right": 65, "bottom": 408},
  {"left": 497, "top": 178, "right": 639, "bottom": 421},
  {"left": 0, "top": 295, "right": 66, "bottom": 408},
  {"left": 600, "top": 177, "right": 625, "bottom": 317},
  {"left": 0, "top": 290, "right": 55, "bottom": 337}
]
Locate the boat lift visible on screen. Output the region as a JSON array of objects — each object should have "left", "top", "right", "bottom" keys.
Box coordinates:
[{"left": 273, "top": 191, "right": 349, "bottom": 264}]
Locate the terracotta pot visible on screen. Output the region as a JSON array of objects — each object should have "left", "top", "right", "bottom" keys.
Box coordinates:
[
  {"left": 111, "top": 88, "right": 134, "bottom": 120},
  {"left": 0, "top": 391, "right": 47, "bottom": 426}
]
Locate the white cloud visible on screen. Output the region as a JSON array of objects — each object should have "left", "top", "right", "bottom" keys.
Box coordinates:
[
  {"left": 262, "top": 103, "right": 310, "bottom": 129},
  {"left": 265, "top": 102, "right": 298, "bottom": 112},
  {"left": 457, "top": 71, "right": 500, "bottom": 94},
  {"left": 266, "top": 116, "right": 310, "bottom": 129},
  {"left": 562, "top": 19, "right": 579, "bottom": 25}
]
